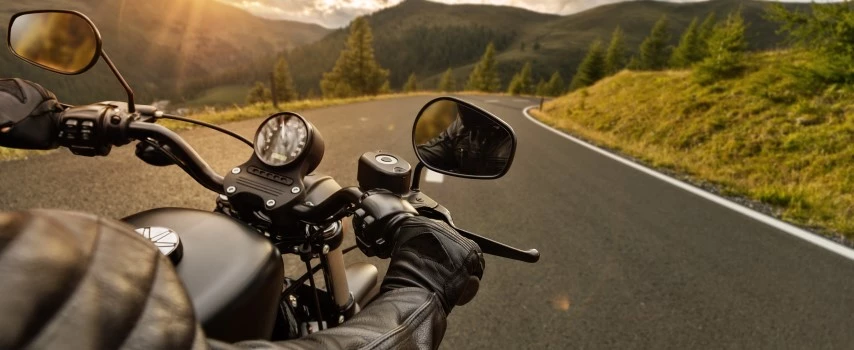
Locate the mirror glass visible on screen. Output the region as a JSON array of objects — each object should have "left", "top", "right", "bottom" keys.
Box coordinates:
[
  {"left": 414, "top": 98, "right": 515, "bottom": 178},
  {"left": 8, "top": 12, "right": 99, "bottom": 74}
]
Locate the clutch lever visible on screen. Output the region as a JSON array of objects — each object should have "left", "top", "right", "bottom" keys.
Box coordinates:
[{"left": 407, "top": 192, "right": 540, "bottom": 263}]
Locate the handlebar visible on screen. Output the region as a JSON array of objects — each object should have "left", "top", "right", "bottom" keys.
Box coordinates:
[{"left": 126, "top": 121, "right": 224, "bottom": 194}]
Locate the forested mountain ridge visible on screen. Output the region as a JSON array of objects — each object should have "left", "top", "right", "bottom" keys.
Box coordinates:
[
  {"left": 0, "top": 0, "right": 329, "bottom": 104},
  {"left": 284, "top": 0, "right": 811, "bottom": 94}
]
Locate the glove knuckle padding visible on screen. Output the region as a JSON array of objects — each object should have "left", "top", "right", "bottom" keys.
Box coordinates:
[
  {"left": 0, "top": 78, "right": 60, "bottom": 150},
  {"left": 382, "top": 216, "right": 485, "bottom": 314}
]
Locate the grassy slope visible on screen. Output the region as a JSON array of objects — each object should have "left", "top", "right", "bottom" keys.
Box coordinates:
[{"left": 533, "top": 50, "right": 854, "bottom": 238}]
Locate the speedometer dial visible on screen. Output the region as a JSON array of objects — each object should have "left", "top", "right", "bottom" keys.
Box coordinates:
[{"left": 254, "top": 113, "right": 308, "bottom": 167}]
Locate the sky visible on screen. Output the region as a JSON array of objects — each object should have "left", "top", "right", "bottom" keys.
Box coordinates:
[{"left": 217, "top": 0, "right": 825, "bottom": 28}]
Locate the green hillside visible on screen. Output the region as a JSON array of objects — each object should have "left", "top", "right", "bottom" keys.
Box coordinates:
[
  {"left": 533, "top": 50, "right": 854, "bottom": 239},
  {"left": 284, "top": 0, "right": 810, "bottom": 94},
  {"left": 0, "top": 0, "right": 329, "bottom": 105}
]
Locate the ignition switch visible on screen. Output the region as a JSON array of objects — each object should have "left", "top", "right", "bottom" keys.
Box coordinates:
[{"left": 357, "top": 151, "right": 412, "bottom": 194}]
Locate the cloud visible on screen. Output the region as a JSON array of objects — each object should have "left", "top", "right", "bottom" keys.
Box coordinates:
[
  {"left": 218, "top": 0, "right": 829, "bottom": 28},
  {"left": 222, "top": 0, "right": 406, "bottom": 27}
]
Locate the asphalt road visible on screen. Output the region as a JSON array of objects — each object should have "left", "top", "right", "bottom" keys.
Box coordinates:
[{"left": 2, "top": 95, "right": 854, "bottom": 348}]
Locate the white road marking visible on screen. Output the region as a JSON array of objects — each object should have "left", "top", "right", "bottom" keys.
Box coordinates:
[
  {"left": 425, "top": 170, "right": 445, "bottom": 183},
  {"left": 485, "top": 99, "right": 501, "bottom": 103},
  {"left": 513, "top": 98, "right": 529, "bottom": 102},
  {"left": 522, "top": 106, "right": 854, "bottom": 262}
]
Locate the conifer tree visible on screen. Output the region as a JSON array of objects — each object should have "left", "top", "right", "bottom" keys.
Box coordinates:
[
  {"left": 508, "top": 62, "right": 533, "bottom": 95},
  {"left": 246, "top": 82, "right": 271, "bottom": 104},
  {"left": 626, "top": 56, "right": 640, "bottom": 70},
  {"left": 570, "top": 40, "right": 606, "bottom": 91},
  {"left": 638, "top": 15, "right": 672, "bottom": 70},
  {"left": 604, "top": 26, "right": 628, "bottom": 75},
  {"left": 320, "top": 17, "right": 390, "bottom": 98},
  {"left": 670, "top": 18, "right": 703, "bottom": 68},
  {"left": 508, "top": 73, "right": 524, "bottom": 95},
  {"left": 546, "top": 71, "right": 566, "bottom": 96},
  {"left": 700, "top": 12, "right": 718, "bottom": 42},
  {"left": 695, "top": 10, "right": 748, "bottom": 82},
  {"left": 273, "top": 55, "right": 298, "bottom": 102},
  {"left": 438, "top": 68, "right": 456, "bottom": 92},
  {"left": 403, "top": 73, "right": 418, "bottom": 92},
  {"left": 466, "top": 42, "right": 502, "bottom": 92},
  {"left": 535, "top": 78, "right": 548, "bottom": 96}
]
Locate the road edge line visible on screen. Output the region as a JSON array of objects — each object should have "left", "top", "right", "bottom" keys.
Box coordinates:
[{"left": 522, "top": 106, "right": 854, "bottom": 262}]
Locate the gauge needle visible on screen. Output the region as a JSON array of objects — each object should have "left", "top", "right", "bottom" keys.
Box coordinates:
[{"left": 280, "top": 120, "right": 286, "bottom": 140}]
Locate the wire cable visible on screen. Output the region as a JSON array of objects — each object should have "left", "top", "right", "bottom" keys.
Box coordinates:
[{"left": 157, "top": 113, "right": 253, "bottom": 147}]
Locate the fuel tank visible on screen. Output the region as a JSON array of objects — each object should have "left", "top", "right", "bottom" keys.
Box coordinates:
[{"left": 123, "top": 208, "right": 283, "bottom": 342}]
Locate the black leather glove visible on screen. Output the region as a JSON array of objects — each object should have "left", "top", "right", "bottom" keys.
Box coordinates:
[
  {"left": 382, "top": 215, "right": 485, "bottom": 314},
  {"left": 0, "top": 78, "right": 62, "bottom": 150}
]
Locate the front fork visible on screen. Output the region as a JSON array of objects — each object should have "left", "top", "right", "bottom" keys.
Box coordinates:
[{"left": 277, "top": 219, "right": 378, "bottom": 338}]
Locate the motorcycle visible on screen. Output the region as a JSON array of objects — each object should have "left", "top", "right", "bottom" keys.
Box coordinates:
[{"left": 4, "top": 10, "right": 540, "bottom": 342}]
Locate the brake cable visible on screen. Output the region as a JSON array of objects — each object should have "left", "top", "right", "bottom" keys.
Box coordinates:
[{"left": 156, "top": 113, "right": 254, "bottom": 147}]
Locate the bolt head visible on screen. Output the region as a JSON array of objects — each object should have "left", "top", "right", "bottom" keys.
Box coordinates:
[
  {"left": 266, "top": 199, "right": 276, "bottom": 207},
  {"left": 231, "top": 167, "right": 241, "bottom": 174},
  {"left": 291, "top": 187, "right": 301, "bottom": 194},
  {"left": 226, "top": 186, "right": 236, "bottom": 194},
  {"left": 338, "top": 315, "right": 345, "bottom": 323},
  {"left": 322, "top": 244, "right": 330, "bottom": 254}
]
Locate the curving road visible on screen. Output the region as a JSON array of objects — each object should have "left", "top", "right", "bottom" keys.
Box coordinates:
[{"left": 1, "top": 95, "right": 854, "bottom": 348}]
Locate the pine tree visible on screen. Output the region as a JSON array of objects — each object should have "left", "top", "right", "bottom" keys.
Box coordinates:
[
  {"left": 670, "top": 18, "right": 703, "bottom": 68},
  {"left": 508, "top": 62, "right": 533, "bottom": 95},
  {"left": 700, "top": 12, "right": 718, "bottom": 42},
  {"left": 638, "top": 15, "right": 672, "bottom": 70},
  {"left": 246, "top": 82, "right": 271, "bottom": 104},
  {"left": 320, "top": 17, "right": 390, "bottom": 98},
  {"left": 626, "top": 56, "right": 641, "bottom": 70},
  {"left": 546, "top": 71, "right": 566, "bottom": 96},
  {"left": 273, "top": 55, "right": 297, "bottom": 102},
  {"left": 403, "top": 73, "right": 418, "bottom": 92},
  {"left": 604, "top": 26, "right": 628, "bottom": 75},
  {"left": 535, "top": 78, "right": 548, "bottom": 96},
  {"left": 695, "top": 10, "right": 748, "bottom": 83},
  {"left": 699, "top": 12, "right": 718, "bottom": 59},
  {"left": 466, "top": 42, "right": 502, "bottom": 92},
  {"left": 507, "top": 73, "right": 524, "bottom": 95},
  {"left": 570, "top": 40, "right": 606, "bottom": 91},
  {"left": 518, "top": 61, "right": 533, "bottom": 93},
  {"left": 438, "top": 68, "right": 456, "bottom": 92}
]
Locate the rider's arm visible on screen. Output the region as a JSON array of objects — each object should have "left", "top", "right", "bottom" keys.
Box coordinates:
[{"left": 210, "top": 216, "right": 484, "bottom": 350}]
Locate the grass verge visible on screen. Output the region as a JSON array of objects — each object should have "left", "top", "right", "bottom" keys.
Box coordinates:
[{"left": 532, "top": 50, "right": 854, "bottom": 239}]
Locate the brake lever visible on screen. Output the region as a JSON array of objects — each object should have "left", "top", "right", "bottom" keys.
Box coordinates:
[{"left": 407, "top": 191, "right": 540, "bottom": 263}]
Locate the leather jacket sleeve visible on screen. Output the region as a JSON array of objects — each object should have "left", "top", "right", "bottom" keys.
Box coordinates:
[{"left": 210, "top": 288, "right": 446, "bottom": 350}]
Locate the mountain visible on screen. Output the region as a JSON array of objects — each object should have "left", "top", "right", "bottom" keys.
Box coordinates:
[
  {"left": 0, "top": 0, "right": 330, "bottom": 104},
  {"left": 282, "top": 0, "right": 811, "bottom": 94}
]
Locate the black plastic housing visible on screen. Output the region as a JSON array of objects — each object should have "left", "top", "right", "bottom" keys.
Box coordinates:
[
  {"left": 357, "top": 151, "right": 412, "bottom": 194},
  {"left": 123, "top": 208, "right": 284, "bottom": 342}
]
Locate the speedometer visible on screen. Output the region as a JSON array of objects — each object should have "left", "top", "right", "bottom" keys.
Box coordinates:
[{"left": 254, "top": 113, "right": 308, "bottom": 167}]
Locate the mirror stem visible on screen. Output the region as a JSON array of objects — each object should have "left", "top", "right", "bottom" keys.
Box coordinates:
[
  {"left": 410, "top": 162, "right": 425, "bottom": 192},
  {"left": 101, "top": 50, "right": 135, "bottom": 113}
]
